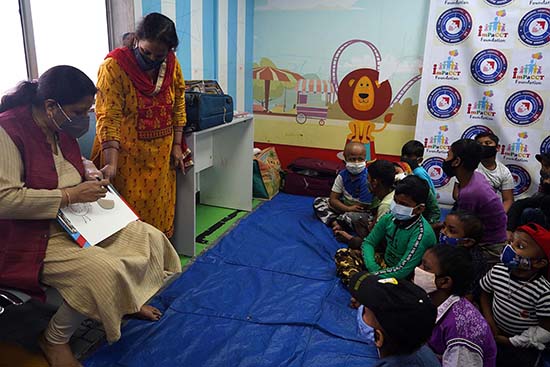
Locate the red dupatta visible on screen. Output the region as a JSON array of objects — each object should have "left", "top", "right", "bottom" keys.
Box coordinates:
[{"left": 106, "top": 47, "right": 176, "bottom": 140}]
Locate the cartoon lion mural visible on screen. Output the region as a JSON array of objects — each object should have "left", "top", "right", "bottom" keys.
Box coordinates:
[{"left": 337, "top": 68, "right": 393, "bottom": 161}]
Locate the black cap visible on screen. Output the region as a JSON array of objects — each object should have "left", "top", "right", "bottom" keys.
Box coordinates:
[
  {"left": 349, "top": 272, "right": 436, "bottom": 348},
  {"left": 536, "top": 152, "right": 550, "bottom": 164}
]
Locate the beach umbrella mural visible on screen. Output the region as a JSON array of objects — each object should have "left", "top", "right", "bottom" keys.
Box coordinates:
[{"left": 252, "top": 66, "right": 304, "bottom": 111}]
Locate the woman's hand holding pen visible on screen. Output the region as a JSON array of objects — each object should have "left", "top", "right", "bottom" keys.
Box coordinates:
[{"left": 63, "top": 180, "right": 109, "bottom": 205}]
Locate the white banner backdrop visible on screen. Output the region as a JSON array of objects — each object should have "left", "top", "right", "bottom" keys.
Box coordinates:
[{"left": 415, "top": 1, "right": 550, "bottom": 205}]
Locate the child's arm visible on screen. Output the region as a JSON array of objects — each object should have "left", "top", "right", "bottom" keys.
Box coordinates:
[
  {"left": 480, "top": 290, "right": 500, "bottom": 338},
  {"left": 329, "top": 191, "right": 359, "bottom": 213},
  {"left": 360, "top": 214, "right": 389, "bottom": 272}
]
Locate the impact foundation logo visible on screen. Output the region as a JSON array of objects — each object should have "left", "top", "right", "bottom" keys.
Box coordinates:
[
  {"left": 424, "top": 125, "right": 451, "bottom": 155},
  {"left": 422, "top": 157, "right": 451, "bottom": 188},
  {"left": 500, "top": 132, "right": 531, "bottom": 162},
  {"left": 512, "top": 52, "right": 545, "bottom": 86},
  {"left": 466, "top": 90, "right": 496, "bottom": 121},
  {"left": 505, "top": 90, "right": 544, "bottom": 126},
  {"left": 507, "top": 164, "right": 531, "bottom": 196},
  {"left": 477, "top": 10, "right": 509, "bottom": 43},
  {"left": 432, "top": 50, "right": 462, "bottom": 81},
  {"left": 484, "top": 0, "right": 513, "bottom": 5},
  {"left": 470, "top": 49, "right": 508, "bottom": 85},
  {"left": 541, "top": 136, "right": 550, "bottom": 154},
  {"left": 427, "top": 86, "right": 462, "bottom": 119},
  {"left": 436, "top": 8, "right": 473, "bottom": 44},
  {"left": 461, "top": 125, "right": 494, "bottom": 140},
  {"left": 518, "top": 8, "right": 550, "bottom": 47}
]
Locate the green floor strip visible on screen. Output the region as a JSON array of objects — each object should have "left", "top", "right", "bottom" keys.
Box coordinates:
[{"left": 179, "top": 199, "right": 263, "bottom": 267}]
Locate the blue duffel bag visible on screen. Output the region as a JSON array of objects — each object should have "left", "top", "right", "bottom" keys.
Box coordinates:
[{"left": 184, "top": 91, "right": 234, "bottom": 132}]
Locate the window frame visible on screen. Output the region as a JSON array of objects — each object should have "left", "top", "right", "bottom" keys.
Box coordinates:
[{"left": 17, "top": 0, "right": 135, "bottom": 80}]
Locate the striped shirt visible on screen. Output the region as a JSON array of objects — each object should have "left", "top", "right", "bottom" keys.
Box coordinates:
[{"left": 480, "top": 263, "right": 550, "bottom": 335}]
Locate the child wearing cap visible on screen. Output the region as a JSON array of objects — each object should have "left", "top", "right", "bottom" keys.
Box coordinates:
[
  {"left": 335, "top": 175, "right": 437, "bottom": 285},
  {"left": 313, "top": 142, "right": 373, "bottom": 229},
  {"left": 506, "top": 152, "right": 550, "bottom": 238},
  {"left": 349, "top": 271, "right": 440, "bottom": 366},
  {"left": 414, "top": 245, "right": 496, "bottom": 367},
  {"left": 480, "top": 223, "right": 550, "bottom": 367}
]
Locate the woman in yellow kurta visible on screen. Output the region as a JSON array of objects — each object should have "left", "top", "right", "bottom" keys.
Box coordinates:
[{"left": 92, "top": 13, "right": 191, "bottom": 237}]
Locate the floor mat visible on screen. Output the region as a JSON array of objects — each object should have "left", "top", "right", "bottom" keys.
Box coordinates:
[{"left": 84, "top": 193, "right": 378, "bottom": 367}]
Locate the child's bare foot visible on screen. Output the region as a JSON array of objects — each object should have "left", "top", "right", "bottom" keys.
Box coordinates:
[
  {"left": 38, "top": 334, "right": 82, "bottom": 367},
  {"left": 331, "top": 222, "right": 342, "bottom": 232},
  {"left": 349, "top": 297, "right": 361, "bottom": 309},
  {"left": 130, "top": 305, "right": 162, "bottom": 321}
]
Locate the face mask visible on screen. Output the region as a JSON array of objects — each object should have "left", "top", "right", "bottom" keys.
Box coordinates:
[
  {"left": 346, "top": 161, "right": 366, "bottom": 175},
  {"left": 479, "top": 145, "right": 497, "bottom": 159},
  {"left": 52, "top": 103, "right": 90, "bottom": 139},
  {"left": 442, "top": 158, "right": 456, "bottom": 178},
  {"left": 500, "top": 244, "right": 533, "bottom": 270},
  {"left": 390, "top": 200, "right": 416, "bottom": 221},
  {"left": 439, "top": 232, "right": 471, "bottom": 246},
  {"left": 356, "top": 305, "right": 375, "bottom": 341},
  {"left": 414, "top": 267, "right": 438, "bottom": 294},
  {"left": 133, "top": 47, "right": 165, "bottom": 71}
]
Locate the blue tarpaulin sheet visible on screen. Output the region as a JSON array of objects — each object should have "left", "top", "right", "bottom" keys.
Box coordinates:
[{"left": 84, "top": 193, "right": 379, "bottom": 367}]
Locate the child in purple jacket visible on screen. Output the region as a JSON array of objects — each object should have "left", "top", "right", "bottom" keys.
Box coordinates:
[{"left": 414, "top": 245, "right": 497, "bottom": 367}]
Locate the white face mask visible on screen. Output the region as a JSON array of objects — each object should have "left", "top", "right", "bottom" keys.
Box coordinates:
[
  {"left": 413, "top": 266, "right": 438, "bottom": 294},
  {"left": 346, "top": 161, "right": 366, "bottom": 175},
  {"left": 390, "top": 200, "right": 415, "bottom": 221}
]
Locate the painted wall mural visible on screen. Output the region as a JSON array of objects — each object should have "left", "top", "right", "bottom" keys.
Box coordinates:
[{"left": 253, "top": 0, "right": 430, "bottom": 159}]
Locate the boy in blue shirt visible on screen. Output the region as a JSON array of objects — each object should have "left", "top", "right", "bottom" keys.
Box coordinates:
[
  {"left": 313, "top": 142, "right": 373, "bottom": 230},
  {"left": 401, "top": 140, "right": 441, "bottom": 226}
]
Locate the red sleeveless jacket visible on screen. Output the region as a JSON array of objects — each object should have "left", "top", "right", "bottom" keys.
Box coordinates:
[{"left": 0, "top": 105, "right": 84, "bottom": 300}]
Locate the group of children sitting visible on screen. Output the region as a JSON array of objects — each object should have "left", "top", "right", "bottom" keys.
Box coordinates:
[{"left": 313, "top": 136, "right": 550, "bottom": 367}]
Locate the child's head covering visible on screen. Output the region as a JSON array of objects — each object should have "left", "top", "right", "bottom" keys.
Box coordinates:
[
  {"left": 517, "top": 223, "right": 550, "bottom": 260},
  {"left": 348, "top": 272, "right": 436, "bottom": 349}
]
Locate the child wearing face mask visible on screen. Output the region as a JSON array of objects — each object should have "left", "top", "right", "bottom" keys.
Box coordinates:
[
  {"left": 414, "top": 245, "right": 497, "bottom": 367},
  {"left": 400, "top": 140, "right": 441, "bottom": 227},
  {"left": 349, "top": 272, "right": 440, "bottom": 367},
  {"left": 335, "top": 175, "right": 436, "bottom": 285},
  {"left": 480, "top": 223, "right": 550, "bottom": 367},
  {"left": 313, "top": 142, "right": 373, "bottom": 229},
  {"left": 439, "top": 210, "right": 487, "bottom": 296},
  {"left": 506, "top": 152, "right": 550, "bottom": 239}
]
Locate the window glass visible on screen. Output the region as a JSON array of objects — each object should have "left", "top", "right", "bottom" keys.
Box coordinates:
[
  {"left": 0, "top": 1, "right": 29, "bottom": 95},
  {"left": 31, "top": 0, "right": 109, "bottom": 84}
]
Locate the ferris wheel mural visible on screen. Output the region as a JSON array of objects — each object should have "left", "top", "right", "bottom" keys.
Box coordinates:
[{"left": 329, "top": 39, "right": 422, "bottom": 161}]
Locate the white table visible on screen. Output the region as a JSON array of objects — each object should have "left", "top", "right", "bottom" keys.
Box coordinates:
[{"left": 171, "top": 115, "right": 254, "bottom": 256}]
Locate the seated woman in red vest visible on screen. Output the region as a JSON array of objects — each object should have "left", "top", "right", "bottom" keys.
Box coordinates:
[{"left": 0, "top": 65, "right": 181, "bottom": 367}]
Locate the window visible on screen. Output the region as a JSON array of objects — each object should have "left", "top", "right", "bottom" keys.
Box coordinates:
[
  {"left": 0, "top": 1, "right": 28, "bottom": 95},
  {"left": 0, "top": 0, "right": 110, "bottom": 95},
  {"left": 30, "top": 0, "right": 109, "bottom": 84}
]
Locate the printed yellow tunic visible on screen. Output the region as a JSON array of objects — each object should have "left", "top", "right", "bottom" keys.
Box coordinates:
[{"left": 91, "top": 56, "right": 186, "bottom": 237}]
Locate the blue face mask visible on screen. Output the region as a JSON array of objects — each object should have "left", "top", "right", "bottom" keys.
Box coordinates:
[
  {"left": 133, "top": 47, "right": 165, "bottom": 71},
  {"left": 356, "top": 305, "right": 375, "bottom": 342},
  {"left": 390, "top": 200, "right": 416, "bottom": 221},
  {"left": 500, "top": 244, "right": 532, "bottom": 270},
  {"left": 439, "top": 232, "right": 472, "bottom": 246}
]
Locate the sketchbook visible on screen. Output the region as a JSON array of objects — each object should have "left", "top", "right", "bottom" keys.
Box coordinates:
[{"left": 57, "top": 185, "right": 139, "bottom": 248}]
